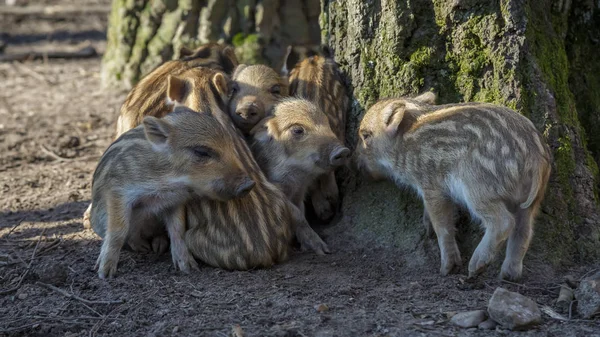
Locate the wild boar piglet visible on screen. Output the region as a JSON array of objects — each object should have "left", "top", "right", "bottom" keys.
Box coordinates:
[
  {"left": 250, "top": 98, "right": 350, "bottom": 252},
  {"left": 287, "top": 49, "right": 348, "bottom": 221},
  {"left": 356, "top": 93, "right": 551, "bottom": 281},
  {"left": 84, "top": 66, "right": 232, "bottom": 229},
  {"left": 228, "top": 64, "right": 288, "bottom": 134},
  {"left": 116, "top": 66, "right": 232, "bottom": 138},
  {"left": 90, "top": 107, "right": 255, "bottom": 278}
]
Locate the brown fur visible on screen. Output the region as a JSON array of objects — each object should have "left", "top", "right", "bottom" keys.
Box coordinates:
[
  {"left": 90, "top": 107, "right": 255, "bottom": 278},
  {"left": 184, "top": 106, "right": 325, "bottom": 269},
  {"left": 250, "top": 98, "right": 350, "bottom": 246},
  {"left": 227, "top": 64, "right": 289, "bottom": 134},
  {"left": 83, "top": 67, "right": 231, "bottom": 229},
  {"left": 287, "top": 52, "right": 349, "bottom": 221},
  {"left": 356, "top": 94, "right": 551, "bottom": 281},
  {"left": 114, "top": 43, "right": 238, "bottom": 138}
]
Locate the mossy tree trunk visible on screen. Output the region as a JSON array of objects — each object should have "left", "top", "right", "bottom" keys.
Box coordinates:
[
  {"left": 101, "top": 0, "right": 321, "bottom": 88},
  {"left": 323, "top": 0, "right": 600, "bottom": 266},
  {"left": 102, "top": 0, "right": 600, "bottom": 268}
]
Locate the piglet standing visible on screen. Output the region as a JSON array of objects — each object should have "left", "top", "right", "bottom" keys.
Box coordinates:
[{"left": 356, "top": 94, "right": 551, "bottom": 281}]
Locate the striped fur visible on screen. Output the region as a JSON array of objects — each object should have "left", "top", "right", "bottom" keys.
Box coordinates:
[
  {"left": 184, "top": 110, "right": 293, "bottom": 269},
  {"left": 356, "top": 96, "right": 552, "bottom": 281},
  {"left": 115, "top": 43, "right": 238, "bottom": 138},
  {"left": 288, "top": 53, "right": 349, "bottom": 221},
  {"left": 249, "top": 98, "right": 349, "bottom": 254},
  {"left": 90, "top": 108, "right": 254, "bottom": 278},
  {"left": 288, "top": 54, "right": 348, "bottom": 141}
]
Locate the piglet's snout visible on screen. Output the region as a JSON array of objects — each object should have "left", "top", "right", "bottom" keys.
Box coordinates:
[
  {"left": 234, "top": 177, "right": 256, "bottom": 198},
  {"left": 329, "top": 146, "right": 351, "bottom": 167}
]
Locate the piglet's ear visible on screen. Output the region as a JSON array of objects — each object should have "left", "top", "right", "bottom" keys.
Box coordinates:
[
  {"left": 232, "top": 64, "right": 248, "bottom": 79},
  {"left": 221, "top": 46, "right": 239, "bottom": 73},
  {"left": 382, "top": 102, "right": 406, "bottom": 138},
  {"left": 414, "top": 91, "right": 437, "bottom": 105},
  {"left": 143, "top": 116, "right": 171, "bottom": 147},
  {"left": 212, "top": 72, "right": 229, "bottom": 98},
  {"left": 179, "top": 46, "right": 194, "bottom": 58},
  {"left": 250, "top": 116, "right": 278, "bottom": 143},
  {"left": 280, "top": 45, "right": 293, "bottom": 76},
  {"left": 167, "top": 75, "right": 188, "bottom": 105}
]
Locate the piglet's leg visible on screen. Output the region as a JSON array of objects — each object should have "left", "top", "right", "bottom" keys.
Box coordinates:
[
  {"left": 83, "top": 203, "right": 93, "bottom": 229},
  {"left": 165, "top": 205, "right": 199, "bottom": 273},
  {"left": 311, "top": 172, "right": 339, "bottom": 221},
  {"left": 468, "top": 202, "right": 514, "bottom": 278},
  {"left": 422, "top": 192, "right": 461, "bottom": 276},
  {"left": 500, "top": 206, "right": 534, "bottom": 281},
  {"left": 288, "top": 200, "right": 330, "bottom": 255},
  {"left": 96, "top": 195, "right": 129, "bottom": 279}
]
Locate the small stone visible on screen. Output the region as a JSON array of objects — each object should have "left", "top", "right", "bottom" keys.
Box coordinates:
[
  {"left": 231, "top": 324, "right": 244, "bottom": 337},
  {"left": 564, "top": 275, "right": 578, "bottom": 289},
  {"left": 445, "top": 311, "right": 457, "bottom": 319},
  {"left": 172, "top": 326, "right": 179, "bottom": 333},
  {"left": 36, "top": 263, "right": 68, "bottom": 285},
  {"left": 478, "top": 318, "right": 498, "bottom": 330},
  {"left": 488, "top": 287, "right": 542, "bottom": 330},
  {"left": 17, "top": 293, "right": 28, "bottom": 300},
  {"left": 450, "top": 310, "right": 487, "bottom": 328},
  {"left": 315, "top": 303, "right": 329, "bottom": 312},
  {"left": 556, "top": 284, "right": 574, "bottom": 312},
  {"left": 575, "top": 271, "right": 600, "bottom": 319}
]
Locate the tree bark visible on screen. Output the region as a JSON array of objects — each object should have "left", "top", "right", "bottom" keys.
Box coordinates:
[
  {"left": 323, "top": 0, "right": 600, "bottom": 266},
  {"left": 101, "top": 0, "right": 322, "bottom": 88},
  {"left": 102, "top": 0, "right": 600, "bottom": 267}
]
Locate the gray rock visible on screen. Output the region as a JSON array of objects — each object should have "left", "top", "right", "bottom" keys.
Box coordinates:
[
  {"left": 36, "top": 263, "right": 68, "bottom": 286},
  {"left": 488, "top": 287, "right": 542, "bottom": 330},
  {"left": 575, "top": 272, "right": 600, "bottom": 319},
  {"left": 478, "top": 318, "right": 498, "bottom": 330},
  {"left": 450, "top": 310, "right": 487, "bottom": 328}
]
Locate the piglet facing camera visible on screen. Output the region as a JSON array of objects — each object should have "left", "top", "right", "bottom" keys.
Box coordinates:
[
  {"left": 228, "top": 64, "right": 289, "bottom": 134},
  {"left": 356, "top": 93, "right": 551, "bottom": 281},
  {"left": 89, "top": 107, "right": 254, "bottom": 279}
]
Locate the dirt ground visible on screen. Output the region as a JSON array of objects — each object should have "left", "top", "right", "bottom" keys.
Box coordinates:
[{"left": 1, "top": 2, "right": 599, "bottom": 336}]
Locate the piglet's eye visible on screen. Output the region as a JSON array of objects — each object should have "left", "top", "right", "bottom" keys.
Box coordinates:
[
  {"left": 270, "top": 85, "right": 281, "bottom": 95},
  {"left": 291, "top": 126, "right": 305, "bottom": 136},
  {"left": 361, "top": 131, "right": 372, "bottom": 141},
  {"left": 191, "top": 146, "right": 213, "bottom": 159},
  {"left": 230, "top": 83, "right": 239, "bottom": 96}
]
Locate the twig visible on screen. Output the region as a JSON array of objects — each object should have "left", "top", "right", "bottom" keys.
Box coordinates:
[
  {"left": 569, "top": 300, "right": 575, "bottom": 320},
  {"left": 0, "top": 315, "right": 106, "bottom": 334},
  {"left": 3, "top": 216, "right": 26, "bottom": 241},
  {"left": 0, "top": 46, "right": 97, "bottom": 63},
  {"left": 36, "top": 282, "right": 124, "bottom": 305},
  {"left": 0, "top": 229, "right": 45, "bottom": 295},
  {"left": 500, "top": 279, "right": 561, "bottom": 293},
  {"left": 89, "top": 303, "right": 127, "bottom": 337},
  {"left": 12, "top": 62, "right": 55, "bottom": 84},
  {"left": 540, "top": 305, "right": 568, "bottom": 321},
  {"left": 37, "top": 239, "right": 62, "bottom": 255},
  {"left": 579, "top": 268, "right": 600, "bottom": 281},
  {"left": 39, "top": 144, "right": 76, "bottom": 161}
]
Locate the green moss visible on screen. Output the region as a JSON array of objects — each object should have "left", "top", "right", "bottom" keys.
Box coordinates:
[{"left": 232, "top": 33, "right": 264, "bottom": 64}]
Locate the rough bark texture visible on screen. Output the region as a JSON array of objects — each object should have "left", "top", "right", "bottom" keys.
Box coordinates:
[
  {"left": 323, "top": 0, "right": 600, "bottom": 266},
  {"left": 101, "top": 0, "right": 600, "bottom": 267},
  {"left": 101, "top": 0, "right": 321, "bottom": 88}
]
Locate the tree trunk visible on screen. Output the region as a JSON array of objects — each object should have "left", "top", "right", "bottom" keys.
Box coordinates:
[
  {"left": 102, "top": 0, "right": 600, "bottom": 267},
  {"left": 101, "top": 0, "right": 322, "bottom": 88},
  {"left": 323, "top": 0, "right": 600, "bottom": 266}
]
